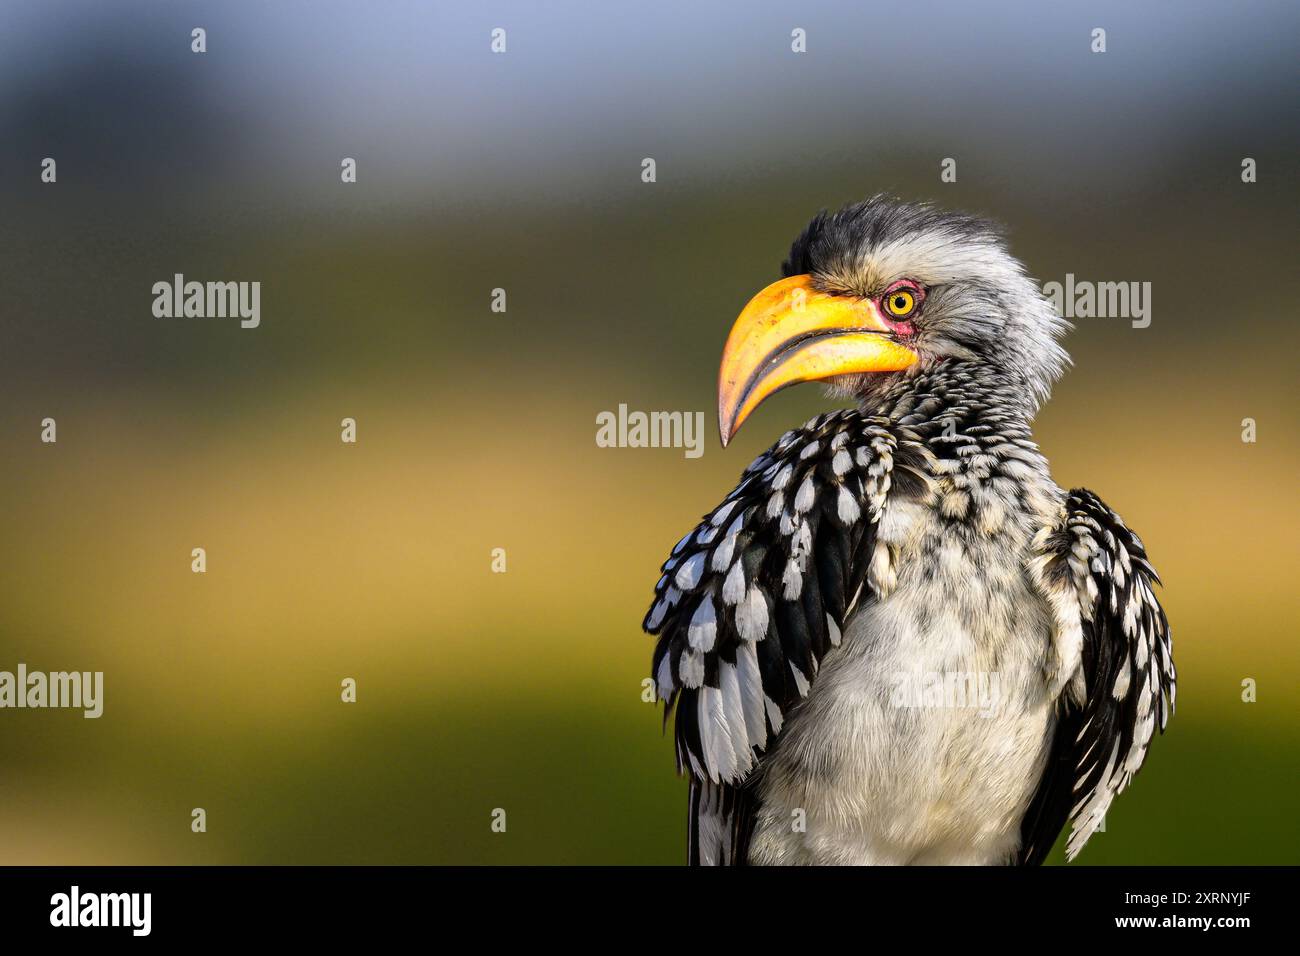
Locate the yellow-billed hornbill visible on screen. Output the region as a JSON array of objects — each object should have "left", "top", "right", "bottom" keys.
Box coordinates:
[{"left": 643, "top": 196, "right": 1174, "bottom": 865}]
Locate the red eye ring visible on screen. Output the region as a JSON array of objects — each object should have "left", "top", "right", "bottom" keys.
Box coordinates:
[{"left": 881, "top": 280, "right": 924, "bottom": 321}]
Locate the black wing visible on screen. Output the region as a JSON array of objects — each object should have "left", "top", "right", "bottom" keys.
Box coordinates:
[
  {"left": 643, "top": 409, "right": 931, "bottom": 864},
  {"left": 1019, "top": 489, "right": 1176, "bottom": 863}
]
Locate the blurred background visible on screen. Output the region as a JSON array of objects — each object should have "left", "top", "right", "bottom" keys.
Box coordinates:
[{"left": 0, "top": 0, "right": 1296, "bottom": 864}]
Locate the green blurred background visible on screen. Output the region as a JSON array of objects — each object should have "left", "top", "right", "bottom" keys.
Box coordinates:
[{"left": 0, "top": 1, "right": 1296, "bottom": 864}]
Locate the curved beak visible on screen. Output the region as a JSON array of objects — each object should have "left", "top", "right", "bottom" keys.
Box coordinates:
[{"left": 717, "top": 274, "right": 919, "bottom": 446}]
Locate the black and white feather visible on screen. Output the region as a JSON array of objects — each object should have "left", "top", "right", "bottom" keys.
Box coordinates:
[
  {"left": 1022, "top": 491, "right": 1176, "bottom": 862},
  {"left": 644, "top": 410, "right": 932, "bottom": 776},
  {"left": 643, "top": 409, "right": 931, "bottom": 863}
]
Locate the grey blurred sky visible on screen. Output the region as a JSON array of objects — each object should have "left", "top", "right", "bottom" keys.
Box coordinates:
[
  {"left": 3, "top": 0, "right": 1297, "bottom": 211},
  {"left": 1, "top": 0, "right": 1296, "bottom": 394}
]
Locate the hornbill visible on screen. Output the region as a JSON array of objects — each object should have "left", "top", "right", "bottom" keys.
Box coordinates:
[{"left": 643, "top": 197, "right": 1174, "bottom": 865}]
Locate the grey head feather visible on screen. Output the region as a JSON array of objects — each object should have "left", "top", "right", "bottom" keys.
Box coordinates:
[{"left": 782, "top": 195, "right": 1071, "bottom": 417}]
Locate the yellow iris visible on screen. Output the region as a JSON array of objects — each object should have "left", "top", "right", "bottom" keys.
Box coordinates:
[{"left": 885, "top": 289, "right": 916, "bottom": 317}]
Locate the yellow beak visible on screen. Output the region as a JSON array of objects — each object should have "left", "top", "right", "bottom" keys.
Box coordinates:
[{"left": 717, "top": 274, "right": 919, "bottom": 446}]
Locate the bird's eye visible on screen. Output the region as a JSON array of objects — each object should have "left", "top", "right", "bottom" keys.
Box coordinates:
[
  {"left": 883, "top": 284, "right": 921, "bottom": 319},
  {"left": 885, "top": 290, "right": 914, "bottom": 316}
]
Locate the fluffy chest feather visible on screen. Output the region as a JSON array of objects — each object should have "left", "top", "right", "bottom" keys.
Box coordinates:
[{"left": 749, "top": 488, "right": 1061, "bottom": 865}]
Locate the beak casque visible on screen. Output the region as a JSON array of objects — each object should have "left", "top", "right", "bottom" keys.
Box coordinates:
[{"left": 717, "top": 274, "right": 919, "bottom": 446}]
